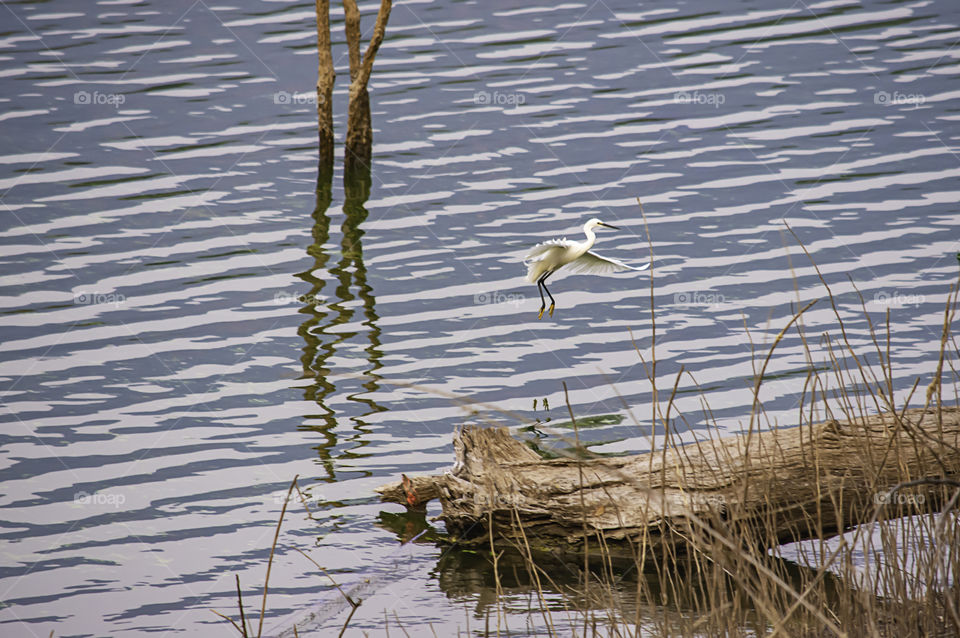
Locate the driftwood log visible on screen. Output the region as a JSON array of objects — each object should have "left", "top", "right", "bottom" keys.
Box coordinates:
[{"left": 377, "top": 407, "right": 960, "bottom": 557}]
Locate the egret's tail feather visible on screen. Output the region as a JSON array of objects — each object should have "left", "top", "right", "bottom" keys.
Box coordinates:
[
  {"left": 524, "top": 238, "right": 573, "bottom": 283},
  {"left": 525, "top": 259, "right": 546, "bottom": 283}
]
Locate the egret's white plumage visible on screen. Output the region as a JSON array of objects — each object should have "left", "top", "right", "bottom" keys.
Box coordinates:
[{"left": 524, "top": 218, "right": 649, "bottom": 319}]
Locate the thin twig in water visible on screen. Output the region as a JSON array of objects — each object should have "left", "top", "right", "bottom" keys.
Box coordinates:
[
  {"left": 293, "top": 547, "right": 360, "bottom": 609},
  {"left": 257, "top": 475, "right": 298, "bottom": 638},
  {"left": 211, "top": 609, "right": 246, "bottom": 636}
]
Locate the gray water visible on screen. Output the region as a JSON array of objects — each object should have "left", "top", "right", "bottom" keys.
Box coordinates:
[{"left": 1, "top": 0, "right": 958, "bottom": 635}]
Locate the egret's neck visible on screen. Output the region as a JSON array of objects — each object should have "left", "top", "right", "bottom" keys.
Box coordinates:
[{"left": 581, "top": 227, "right": 597, "bottom": 252}]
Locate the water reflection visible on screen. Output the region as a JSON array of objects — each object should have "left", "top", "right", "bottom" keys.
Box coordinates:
[
  {"left": 298, "top": 164, "right": 385, "bottom": 474},
  {"left": 340, "top": 169, "right": 386, "bottom": 424},
  {"left": 377, "top": 508, "right": 848, "bottom": 635}
]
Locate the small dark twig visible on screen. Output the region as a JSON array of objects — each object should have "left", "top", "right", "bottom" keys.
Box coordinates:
[{"left": 236, "top": 573, "right": 250, "bottom": 637}]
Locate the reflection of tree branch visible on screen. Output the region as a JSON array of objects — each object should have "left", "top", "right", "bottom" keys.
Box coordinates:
[
  {"left": 340, "top": 167, "right": 385, "bottom": 419},
  {"left": 298, "top": 159, "right": 384, "bottom": 461},
  {"left": 297, "top": 165, "right": 332, "bottom": 387},
  {"left": 297, "top": 164, "right": 337, "bottom": 477}
]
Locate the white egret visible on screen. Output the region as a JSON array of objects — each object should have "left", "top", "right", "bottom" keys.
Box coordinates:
[{"left": 524, "top": 218, "right": 649, "bottom": 319}]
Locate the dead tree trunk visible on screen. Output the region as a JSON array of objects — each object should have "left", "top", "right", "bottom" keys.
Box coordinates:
[
  {"left": 342, "top": 0, "right": 392, "bottom": 176},
  {"left": 315, "top": 0, "right": 335, "bottom": 168},
  {"left": 377, "top": 407, "right": 960, "bottom": 558},
  {"left": 313, "top": 0, "right": 391, "bottom": 173}
]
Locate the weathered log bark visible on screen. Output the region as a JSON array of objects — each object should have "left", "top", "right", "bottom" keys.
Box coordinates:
[
  {"left": 314, "top": 0, "right": 335, "bottom": 168},
  {"left": 342, "top": 0, "right": 392, "bottom": 175},
  {"left": 377, "top": 407, "right": 960, "bottom": 558}
]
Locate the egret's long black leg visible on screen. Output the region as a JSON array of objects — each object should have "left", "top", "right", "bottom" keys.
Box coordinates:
[
  {"left": 536, "top": 276, "right": 547, "bottom": 319},
  {"left": 540, "top": 271, "right": 556, "bottom": 317},
  {"left": 537, "top": 275, "right": 552, "bottom": 319}
]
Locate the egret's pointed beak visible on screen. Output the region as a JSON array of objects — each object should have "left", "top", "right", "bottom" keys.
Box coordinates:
[{"left": 598, "top": 222, "right": 619, "bottom": 230}]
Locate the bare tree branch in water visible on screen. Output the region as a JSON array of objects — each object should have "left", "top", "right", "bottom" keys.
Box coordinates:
[
  {"left": 314, "top": 0, "right": 391, "bottom": 173},
  {"left": 315, "top": 0, "right": 334, "bottom": 167},
  {"left": 342, "top": 0, "right": 392, "bottom": 175}
]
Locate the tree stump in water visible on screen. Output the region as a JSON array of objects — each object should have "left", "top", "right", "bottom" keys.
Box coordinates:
[
  {"left": 342, "top": 0, "right": 392, "bottom": 174},
  {"left": 313, "top": 0, "right": 392, "bottom": 172},
  {"left": 314, "top": 0, "right": 334, "bottom": 168},
  {"left": 377, "top": 407, "right": 960, "bottom": 558}
]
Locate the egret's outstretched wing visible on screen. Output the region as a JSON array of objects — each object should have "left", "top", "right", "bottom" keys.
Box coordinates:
[
  {"left": 523, "top": 238, "right": 575, "bottom": 264},
  {"left": 565, "top": 250, "right": 650, "bottom": 275}
]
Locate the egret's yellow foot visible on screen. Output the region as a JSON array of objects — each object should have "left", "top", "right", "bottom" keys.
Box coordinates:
[
  {"left": 548, "top": 303, "right": 555, "bottom": 317},
  {"left": 537, "top": 307, "right": 545, "bottom": 320}
]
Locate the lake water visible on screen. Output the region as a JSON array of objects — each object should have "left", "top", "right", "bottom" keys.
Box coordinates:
[{"left": 1, "top": 0, "right": 958, "bottom": 635}]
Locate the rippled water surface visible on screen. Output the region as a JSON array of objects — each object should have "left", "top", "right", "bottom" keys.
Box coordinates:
[{"left": 2, "top": 0, "right": 959, "bottom": 635}]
